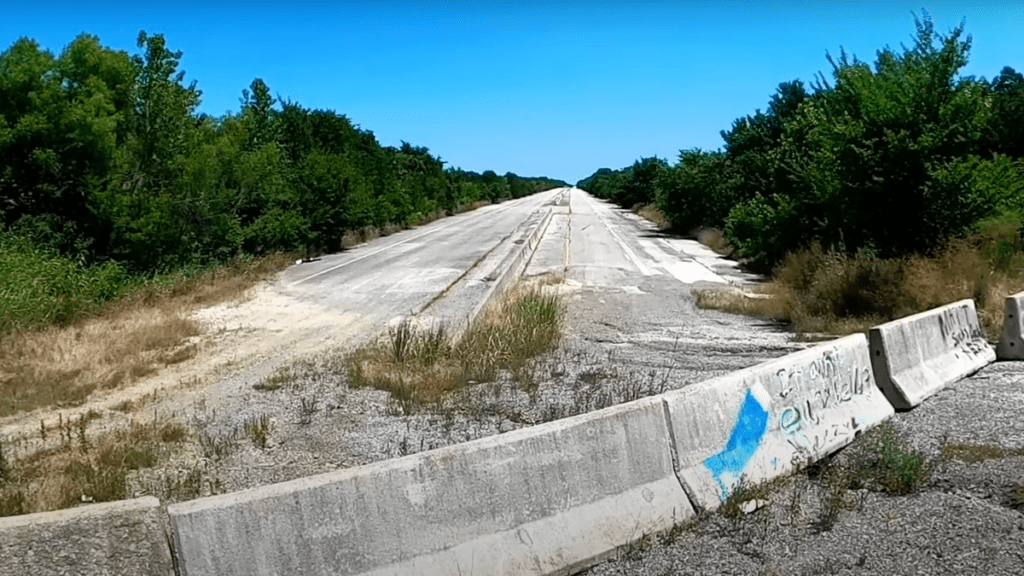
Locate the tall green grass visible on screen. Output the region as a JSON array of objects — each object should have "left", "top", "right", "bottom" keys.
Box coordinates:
[{"left": 0, "top": 234, "right": 129, "bottom": 332}]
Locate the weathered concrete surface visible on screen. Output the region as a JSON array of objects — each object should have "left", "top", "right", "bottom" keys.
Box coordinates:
[
  {"left": 996, "top": 292, "right": 1024, "bottom": 360},
  {"left": 870, "top": 299, "right": 996, "bottom": 409},
  {"left": 168, "top": 396, "right": 693, "bottom": 576},
  {"left": 0, "top": 496, "right": 173, "bottom": 576},
  {"left": 419, "top": 191, "right": 559, "bottom": 337},
  {"left": 662, "top": 334, "right": 893, "bottom": 511}
]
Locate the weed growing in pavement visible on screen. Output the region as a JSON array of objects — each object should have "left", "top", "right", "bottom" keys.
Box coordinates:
[
  {"left": 940, "top": 441, "right": 1024, "bottom": 462},
  {"left": 199, "top": 429, "right": 236, "bottom": 461},
  {"left": 671, "top": 423, "right": 933, "bottom": 538},
  {"left": 243, "top": 414, "right": 272, "bottom": 449},
  {"left": 804, "top": 458, "right": 861, "bottom": 531},
  {"left": 160, "top": 466, "right": 206, "bottom": 502},
  {"left": 802, "top": 423, "right": 930, "bottom": 503},
  {"left": 718, "top": 475, "right": 781, "bottom": 522},
  {"left": 856, "top": 423, "right": 931, "bottom": 494},
  {"left": 298, "top": 396, "right": 318, "bottom": 425}
]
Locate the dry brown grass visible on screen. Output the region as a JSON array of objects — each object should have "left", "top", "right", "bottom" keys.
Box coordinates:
[
  {"left": 347, "top": 280, "right": 565, "bottom": 410},
  {"left": 0, "top": 415, "right": 189, "bottom": 517},
  {"left": 636, "top": 204, "right": 671, "bottom": 230},
  {"left": 940, "top": 442, "right": 1024, "bottom": 463},
  {"left": 0, "top": 306, "right": 199, "bottom": 417},
  {"left": 0, "top": 253, "right": 293, "bottom": 418},
  {"left": 696, "top": 227, "right": 734, "bottom": 255},
  {"left": 695, "top": 286, "right": 791, "bottom": 321},
  {"left": 699, "top": 234, "right": 1024, "bottom": 337}
]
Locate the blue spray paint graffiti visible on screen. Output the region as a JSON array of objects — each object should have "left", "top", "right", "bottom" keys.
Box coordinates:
[{"left": 703, "top": 388, "right": 769, "bottom": 500}]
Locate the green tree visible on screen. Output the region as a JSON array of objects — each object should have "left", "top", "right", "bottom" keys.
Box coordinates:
[
  {"left": 240, "top": 78, "right": 278, "bottom": 151},
  {"left": 987, "top": 66, "right": 1024, "bottom": 159},
  {"left": 0, "top": 35, "right": 135, "bottom": 259},
  {"left": 655, "top": 150, "right": 736, "bottom": 232},
  {"left": 727, "top": 13, "right": 992, "bottom": 264}
]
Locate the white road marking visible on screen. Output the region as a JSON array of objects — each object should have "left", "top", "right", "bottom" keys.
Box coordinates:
[
  {"left": 637, "top": 237, "right": 728, "bottom": 284},
  {"left": 583, "top": 196, "right": 655, "bottom": 276}
]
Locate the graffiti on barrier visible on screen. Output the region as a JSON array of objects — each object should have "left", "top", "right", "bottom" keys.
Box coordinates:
[
  {"left": 939, "top": 305, "right": 988, "bottom": 359},
  {"left": 776, "top": 350, "right": 872, "bottom": 456},
  {"left": 704, "top": 388, "right": 769, "bottom": 500}
]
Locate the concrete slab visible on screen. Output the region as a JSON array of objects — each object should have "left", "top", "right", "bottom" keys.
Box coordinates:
[
  {"left": 662, "top": 334, "right": 893, "bottom": 511},
  {"left": 996, "top": 292, "right": 1024, "bottom": 360},
  {"left": 168, "top": 396, "right": 693, "bottom": 576},
  {"left": 419, "top": 205, "right": 553, "bottom": 340},
  {"left": 524, "top": 209, "right": 568, "bottom": 277},
  {"left": 869, "top": 299, "right": 996, "bottom": 409},
  {"left": 0, "top": 496, "right": 173, "bottom": 576}
]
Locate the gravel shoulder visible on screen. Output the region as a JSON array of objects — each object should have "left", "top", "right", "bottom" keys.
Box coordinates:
[
  {"left": 115, "top": 270, "right": 808, "bottom": 501},
  {"left": 583, "top": 360, "right": 1024, "bottom": 576}
]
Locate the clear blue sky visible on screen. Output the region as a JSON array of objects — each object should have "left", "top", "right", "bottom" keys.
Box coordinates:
[{"left": 2, "top": 1, "right": 1021, "bottom": 184}]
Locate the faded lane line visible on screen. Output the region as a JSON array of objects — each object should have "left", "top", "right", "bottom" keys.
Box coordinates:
[
  {"left": 585, "top": 195, "right": 655, "bottom": 276},
  {"left": 638, "top": 237, "right": 728, "bottom": 285},
  {"left": 288, "top": 200, "right": 524, "bottom": 287}
]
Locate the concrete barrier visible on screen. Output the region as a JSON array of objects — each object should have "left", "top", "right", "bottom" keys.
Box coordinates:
[
  {"left": 869, "top": 299, "right": 996, "bottom": 409},
  {"left": 168, "top": 395, "right": 693, "bottom": 576},
  {"left": 0, "top": 496, "right": 173, "bottom": 576},
  {"left": 661, "top": 334, "right": 893, "bottom": 511},
  {"left": 996, "top": 292, "right": 1024, "bottom": 360}
]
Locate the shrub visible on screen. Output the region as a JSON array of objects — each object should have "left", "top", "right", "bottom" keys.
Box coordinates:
[
  {"left": 0, "top": 233, "right": 129, "bottom": 331},
  {"left": 773, "top": 243, "right": 912, "bottom": 332}
]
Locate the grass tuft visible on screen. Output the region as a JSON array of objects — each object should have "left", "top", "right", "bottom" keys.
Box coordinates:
[
  {"left": 347, "top": 282, "right": 565, "bottom": 408},
  {"left": 243, "top": 414, "right": 272, "bottom": 449}
]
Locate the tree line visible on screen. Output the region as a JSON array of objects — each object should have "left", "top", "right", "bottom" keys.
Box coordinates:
[
  {"left": 0, "top": 32, "right": 565, "bottom": 275},
  {"left": 578, "top": 15, "right": 1024, "bottom": 270}
]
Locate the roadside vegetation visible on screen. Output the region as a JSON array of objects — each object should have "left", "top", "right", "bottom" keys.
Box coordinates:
[
  {"left": 578, "top": 14, "right": 1024, "bottom": 334},
  {"left": 0, "top": 30, "right": 563, "bottom": 417},
  {"left": 0, "top": 279, "right": 568, "bottom": 517},
  {"left": 0, "top": 252, "right": 293, "bottom": 418},
  {"left": 696, "top": 223, "right": 1024, "bottom": 337},
  {"left": 0, "top": 412, "right": 191, "bottom": 517},
  {"left": 345, "top": 281, "right": 565, "bottom": 412}
]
